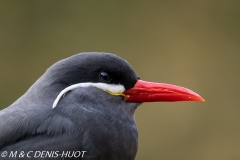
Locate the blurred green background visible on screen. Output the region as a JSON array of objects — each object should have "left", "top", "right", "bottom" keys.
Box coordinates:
[{"left": 0, "top": 1, "right": 240, "bottom": 159}]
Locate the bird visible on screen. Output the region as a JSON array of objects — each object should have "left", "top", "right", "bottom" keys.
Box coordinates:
[{"left": 0, "top": 52, "right": 204, "bottom": 160}]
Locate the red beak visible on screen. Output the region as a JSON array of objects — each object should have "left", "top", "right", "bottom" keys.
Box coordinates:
[{"left": 123, "top": 80, "right": 204, "bottom": 102}]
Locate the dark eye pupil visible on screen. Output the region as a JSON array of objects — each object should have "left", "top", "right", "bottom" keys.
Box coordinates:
[{"left": 99, "top": 72, "right": 111, "bottom": 82}]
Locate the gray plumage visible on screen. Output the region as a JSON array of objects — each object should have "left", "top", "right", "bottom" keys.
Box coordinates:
[{"left": 0, "top": 52, "right": 140, "bottom": 160}]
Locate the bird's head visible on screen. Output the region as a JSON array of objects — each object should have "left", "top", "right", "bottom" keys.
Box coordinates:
[{"left": 45, "top": 52, "right": 204, "bottom": 109}]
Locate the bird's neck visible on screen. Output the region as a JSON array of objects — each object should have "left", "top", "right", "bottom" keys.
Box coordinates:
[{"left": 11, "top": 74, "right": 67, "bottom": 107}]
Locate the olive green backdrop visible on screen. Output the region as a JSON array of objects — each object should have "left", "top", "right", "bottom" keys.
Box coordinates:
[{"left": 0, "top": 1, "right": 239, "bottom": 160}]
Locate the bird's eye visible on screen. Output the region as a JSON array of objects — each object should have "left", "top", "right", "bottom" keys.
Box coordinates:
[{"left": 99, "top": 72, "right": 112, "bottom": 83}]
